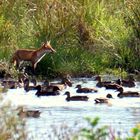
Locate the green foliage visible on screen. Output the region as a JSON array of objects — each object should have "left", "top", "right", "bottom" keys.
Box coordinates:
[
  {"left": 0, "top": 96, "right": 27, "bottom": 140},
  {"left": 0, "top": 58, "right": 20, "bottom": 79},
  {"left": 75, "top": 117, "right": 108, "bottom": 140},
  {"left": 0, "top": 0, "right": 139, "bottom": 77},
  {"left": 74, "top": 117, "right": 140, "bottom": 140},
  {"left": 126, "top": 124, "right": 140, "bottom": 140}
]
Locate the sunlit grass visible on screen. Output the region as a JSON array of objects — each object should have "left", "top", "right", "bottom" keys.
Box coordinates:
[{"left": 0, "top": 0, "right": 139, "bottom": 77}]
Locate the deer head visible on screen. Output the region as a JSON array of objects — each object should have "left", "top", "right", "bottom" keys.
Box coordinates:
[{"left": 43, "top": 41, "right": 56, "bottom": 53}]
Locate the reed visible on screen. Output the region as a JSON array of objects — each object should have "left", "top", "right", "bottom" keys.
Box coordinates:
[{"left": 0, "top": 0, "right": 139, "bottom": 77}]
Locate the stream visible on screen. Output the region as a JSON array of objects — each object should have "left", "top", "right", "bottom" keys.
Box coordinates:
[{"left": 3, "top": 77, "right": 140, "bottom": 139}]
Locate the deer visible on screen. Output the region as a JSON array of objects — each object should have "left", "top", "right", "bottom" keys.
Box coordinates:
[{"left": 11, "top": 41, "right": 56, "bottom": 70}]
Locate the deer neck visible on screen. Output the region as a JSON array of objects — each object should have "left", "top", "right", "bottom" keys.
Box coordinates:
[{"left": 35, "top": 47, "right": 48, "bottom": 63}]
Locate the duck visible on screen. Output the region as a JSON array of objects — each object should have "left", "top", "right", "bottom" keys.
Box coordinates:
[
  {"left": 17, "top": 107, "right": 41, "bottom": 118},
  {"left": 95, "top": 75, "right": 112, "bottom": 87},
  {"left": 1, "top": 72, "right": 28, "bottom": 89},
  {"left": 64, "top": 91, "right": 89, "bottom": 101},
  {"left": 35, "top": 85, "right": 60, "bottom": 97},
  {"left": 117, "top": 88, "right": 140, "bottom": 98},
  {"left": 24, "top": 78, "right": 38, "bottom": 92},
  {"left": 94, "top": 98, "right": 109, "bottom": 104},
  {"left": 106, "top": 93, "right": 113, "bottom": 98},
  {"left": 0, "top": 73, "right": 17, "bottom": 89},
  {"left": 42, "top": 77, "right": 72, "bottom": 92},
  {"left": 41, "top": 80, "right": 60, "bottom": 92},
  {"left": 104, "top": 83, "right": 123, "bottom": 91},
  {"left": 94, "top": 94, "right": 113, "bottom": 104},
  {"left": 18, "top": 72, "right": 29, "bottom": 87},
  {"left": 116, "top": 75, "right": 135, "bottom": 87},
  {"left": 30, "top": 78, "right": 37, "bottom": 86},
  {"left": 95, "top": 75, "right": 123, "bottom": 91},
  {"left": 1, "top": 79, "right": 18, "bottom": 89},
  {"left": 75, "top": 84, "right": 98, "bottom": 93}
]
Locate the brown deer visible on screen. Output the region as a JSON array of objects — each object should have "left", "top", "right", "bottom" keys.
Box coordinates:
[{"left": 11, "top": 41, "right": 56, "bottom": 70}]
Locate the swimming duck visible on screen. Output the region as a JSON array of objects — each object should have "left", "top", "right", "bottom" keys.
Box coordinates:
[
  {"left": 17, "top": 107, "right": 41, "bottom": 118},
  {"left": 94, "top": 94, "right": 113, "bottom": 104},
  {"left": 94, "top": 98, "right": 109, "bottom": 104},
  {"left": 24, "top": 78, "right": 37, "bottom": 92},
  {"left": 1, "top": 72, "right": 29, "bottom": 89},
  {"left": 106, "top": 93, "right": 113, "bottom": 98},
  {"left": 31, "top": 78, "right": 37, "bottom": 86},
  {"left": 93, "top": 76, "right": 122, "bottom": 91},
  {"left": 64, "top": 91, "right": 89, "bottom": 101},
  {"left": 116, "top": 75, "right": 135, "bottom": 87},
  {"left": 18, "top": 72, "right": 28, "bottom": 87},
  {"left": 104, "top": 83, "right": 123, "bottom": 91},
  {"left": 35, "top": 85, "right": 60, "bottom": 97},
  {"left": 42, "top": 77, "right": 72, "bottom": 91},
  {"left": 1, "top": 79, "right": 18, "bottom": 89},
  {"left": 95, "top": 75, "right": 123, "bottom": 91},
  {"left": 95, "top": 75, "right": 112, "bottom": 87},
  {"left": 76, "top": 84, "right": 98, "bottom": 93},
  {"left": 117, "top": 88, "right": 140, "bottom": 98}
]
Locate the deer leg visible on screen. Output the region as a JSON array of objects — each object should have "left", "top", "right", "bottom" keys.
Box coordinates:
[
  {"left": 33, "top": 63, "right": 37, "bottom": 70},
  {"left": 13, "top": 59, "right": 20, "bottom": 69},
  {"left": 31, "top": 62, "right": 37, "bottom": 75},
  {"left": 16, "top": 60, "right": 20, "bottom": 68}
]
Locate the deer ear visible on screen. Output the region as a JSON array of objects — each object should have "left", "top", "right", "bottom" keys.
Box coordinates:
[{"left": 47, "top": 41, "right": 51, "bottom": 45}]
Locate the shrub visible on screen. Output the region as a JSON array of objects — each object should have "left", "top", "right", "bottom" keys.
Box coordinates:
[{"left": 75, "top": 117, "right": 109, "bottom": 140}]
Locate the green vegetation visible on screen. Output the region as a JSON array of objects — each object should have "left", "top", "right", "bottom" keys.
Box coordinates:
[
  {"left": 74, "top": 117, "right": 140, "bottom": 140},
  {"left": 0, "top": 96, "right": 27, "bottom": 140},
  {"left": 129, "top": 124, "right": 140, "bottom": 140},
  {"left": 0, "top": 0, "right": 139, "bottom": 77},
  {"left": 74, "top": 117, "right": 109, "bottom": 140}
]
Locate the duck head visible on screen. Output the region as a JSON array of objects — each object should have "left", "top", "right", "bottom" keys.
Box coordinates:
[
  {"left": 64, "top": 91, "right": 70, "bottom": 97},
  {"left": 118, "top": 87, "right": 124, "bottom": 93},
  {"left": 31, "top": 78, "right": 37, "bottom": 86},
  {"left": 75, "top": 84, "right": 82, "bottom": 89},
  {"left": 95, "top": 75, "right": 102, "bottom": 82},
  {"left": 23, "top": 78, "right": 30, "bottom": 87},
  {"left": 116, "top": 79, "right": 122, "bottom": 85},
  {"left": 61, "top": 78, "right": 72, "bottom": 87},
  {"left": 43, "top": 79, "right": 50, "bottom": 86},
  {"left": 35, "top": 85, "right": 42, "bottom": 92},
  {"left": 106, "top": 94, "right": 113, "bottom": 98},
  {"left": 128, "top": 75, "right": 135, "bottom": 81}
]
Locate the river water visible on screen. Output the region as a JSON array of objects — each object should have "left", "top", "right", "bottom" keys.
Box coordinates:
[{"left": 4, "top": 77, "right": 140, "bottom": 139}]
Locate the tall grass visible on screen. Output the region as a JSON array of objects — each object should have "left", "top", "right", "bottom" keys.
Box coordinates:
[{"left": 0, "top": 0, "right": 139, "bottom": 77}]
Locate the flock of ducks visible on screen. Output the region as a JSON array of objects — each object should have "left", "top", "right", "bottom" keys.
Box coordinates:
[{"left": 0, "top": 73, "right": 140, "bottom": 118}]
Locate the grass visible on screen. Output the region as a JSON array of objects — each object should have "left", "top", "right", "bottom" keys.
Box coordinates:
[{"left": 0, "top": 0, "right": 139, "bottom": 77}]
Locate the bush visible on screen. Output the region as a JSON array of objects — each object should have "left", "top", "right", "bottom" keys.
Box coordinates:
[
  {"left": 74, "top": 117, "right": 140, "bottom": 140},
  {"left": 75, "top": 117, "right": 109, "bottom": 140}
]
